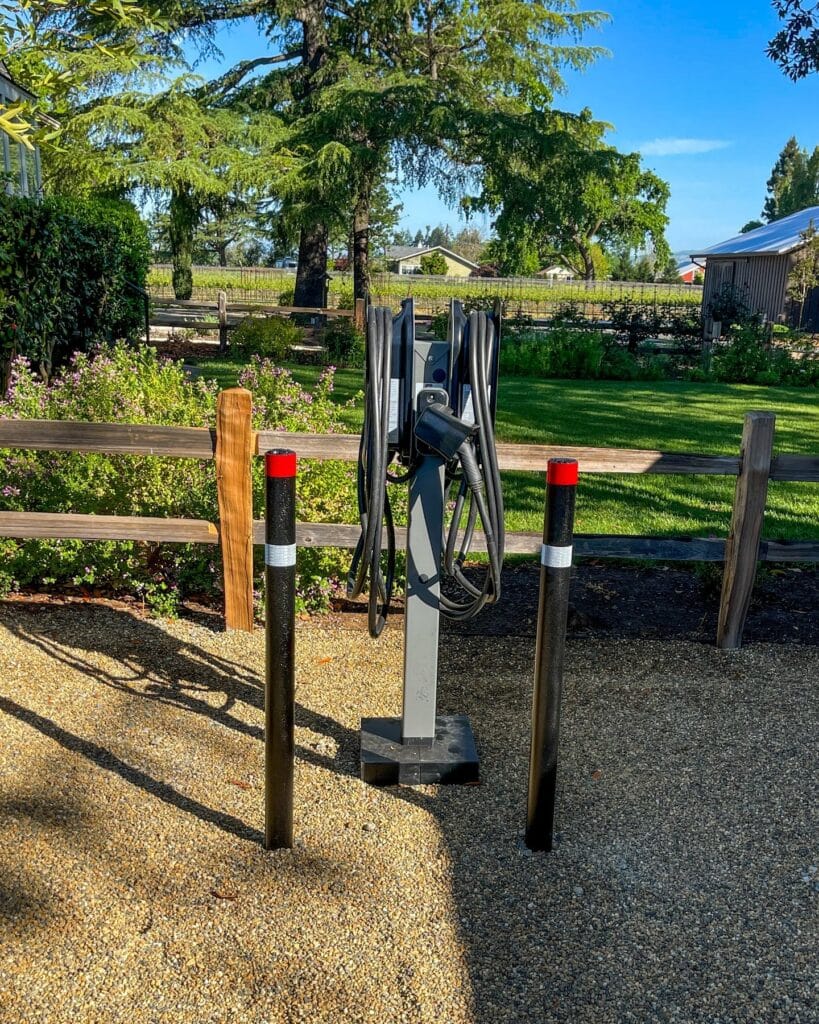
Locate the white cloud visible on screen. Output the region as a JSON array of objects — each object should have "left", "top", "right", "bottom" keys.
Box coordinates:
[{"left": 639, "top": 138, "right": 731, "bottom": 157}]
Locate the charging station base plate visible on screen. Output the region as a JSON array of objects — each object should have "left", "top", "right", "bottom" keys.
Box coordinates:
[{"left": 360, "top": 715, "right": 479, "bottom": 786}]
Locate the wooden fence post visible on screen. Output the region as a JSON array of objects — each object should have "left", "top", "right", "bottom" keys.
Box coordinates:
[
  {"left": 218, "top": 291, "right": 228, "bottom": 353},
  {"left": 354, "top": 297, "right": 366, "bottom": 332},
  {"left": 216, "top": 388, "right": 255, "bottom": 631},
  {"left": 717, "top": 411, "right": 775, "bottom": 650}
]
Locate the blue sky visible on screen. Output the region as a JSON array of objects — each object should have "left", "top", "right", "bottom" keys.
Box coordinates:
[{"left": 192, "top": 2, "right": 819, "bottom": 255}]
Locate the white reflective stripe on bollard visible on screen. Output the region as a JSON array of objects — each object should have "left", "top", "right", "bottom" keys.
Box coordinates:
[
  {"left": 265, "top": 543, "right": 297, "bottom": 568},
  {"left": 540, "top": 544, "right": 573, "bottom": 569}
]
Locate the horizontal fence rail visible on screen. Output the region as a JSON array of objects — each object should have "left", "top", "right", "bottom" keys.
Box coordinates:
[
  {"left": 249, "top": 521, "right": 818, "bottom": 564},
  {"left": 0, "top": 511, "right": 218, "bottom": 544},
  {"left": 0, "top": 420, "right": 216, "bottom": 459},
  {"left": 258, "top": 431, "right": 819, "bottom": 482},
  {"left": 249, "top": 524, "right": 818, "bottom": 565},
  {"left": 6, "top": 420, "right": 808, "bottom": 483},
  {"left": 1, "top": 398, "right": 817, "bottom": 647},
  {"left": 149, "top": 293, "right": 366, "bottom": 351}
]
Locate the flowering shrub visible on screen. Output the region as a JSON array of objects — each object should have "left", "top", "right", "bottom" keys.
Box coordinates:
[
  {"left": 0, "top": 345, "right": 358, "bottom": 614},
  {"left": 239, "top": 356, "right": 358, "bottom": 609}
]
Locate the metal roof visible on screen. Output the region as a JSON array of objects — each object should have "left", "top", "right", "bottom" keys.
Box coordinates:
[
  {"left": 691, "top": 206, "right": 819, "bottom": 259},
  {"left": 0, "top": 61, "right": 36, "bottom": 101}
]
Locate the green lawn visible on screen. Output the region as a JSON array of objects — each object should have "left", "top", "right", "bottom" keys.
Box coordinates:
[
  {"left": 494, "top": 379, "right": 819, "bottom": 542},
  {"left": 192, "top": 355, "right": 819, "bottom": 542}
]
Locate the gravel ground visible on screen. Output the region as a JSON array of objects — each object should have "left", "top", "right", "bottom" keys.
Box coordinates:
[{"left": 0, "top": 599, "right": 816, "bottom": 1024}]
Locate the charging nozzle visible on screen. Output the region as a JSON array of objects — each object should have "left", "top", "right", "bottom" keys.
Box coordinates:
[{"left": 414, "top": 400, "right": 478, "bottom": 462}]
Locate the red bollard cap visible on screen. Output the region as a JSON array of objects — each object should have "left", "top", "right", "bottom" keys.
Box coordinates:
[
  {"left": 265, "top": 450, "right": 297, "bottom": 478},
  {"left": 547, "top": 458, "right": 579, "bottom": 486}
]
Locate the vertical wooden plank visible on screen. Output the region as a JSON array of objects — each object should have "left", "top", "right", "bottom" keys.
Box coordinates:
[
  {"left": 354, "top": 297, "right": 366, "bottom": 332},
  {"left": 702, "top": 317, "right": 720, "bottom": 373},
  {"left": 216, "top": 388, "right": 255, "bottom": 631},
  {"left": 218, "top": 291, "right": 228, "bottom": 353},
  {"left": 717, "top": 412, "right": 776, "bottom": 650}
]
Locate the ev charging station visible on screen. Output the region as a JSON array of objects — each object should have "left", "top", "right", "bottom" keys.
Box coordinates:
[
  {"left": 263, "top": 298, "right": 577, "bottom": 849},
  {"left": 348, "top": 299, "right": 505, "bottom": 785}
]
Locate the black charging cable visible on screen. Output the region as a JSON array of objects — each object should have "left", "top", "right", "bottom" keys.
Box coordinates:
[
  {"left": 350, "top": 306, "right": 504, "bottom": 634},
  {"left": 346, "top": 306, "right": 396, "bottom": 637}
]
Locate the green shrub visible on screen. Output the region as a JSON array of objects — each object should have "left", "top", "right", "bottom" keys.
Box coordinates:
[
  {"left": 419, "top": 251, "right": 448, "bottom": 275},
  {"left": 232, "top": 315, "right": 303, "bottom": 360},
  {"left": 320, "top": 319, "right": 365, "bottom": 367},
  {"left": 500, "top": 327, "right": 605, "bottom": 378},
  {"left": 641, "top": 355, "right": 674, "bottom": 381},
  {"left": 706, "top": 283, "right": 758, "bottom": 332},
  {"left": 0, "top": 194, "right": 149, "bottom": 392},
  {"left": 238, "top": 356, "right": 359, "bottom": 609},
  {"left": 599, "top": 344, "right": 641, "bottom": 380},
  {"left": 430, "top": 311, "right": 449, "bottom": 340},
  {"left": 713, "top": 325, "right": 819, "bottom": 385},
  {"left": 333, "top": 285, "right": 355, "bottom": 311},
  {"left": 278, "top": 288, "right": 295, "bottom": 306},
  {"left": 602, "top": 299, "right": 663, "bottom": 353},
  {"left": 0, "top": 344, "right": 359, "bottom": 613},
  {"left": 499, "top": 326, "right": 687, "bottom": 381}
]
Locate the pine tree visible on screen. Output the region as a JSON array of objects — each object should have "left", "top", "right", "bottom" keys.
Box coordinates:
[
  {"left": 1, "top": 0, "right": 171, "bottom": 145},
  {"left": 763, "top": 137, "right": 805, "bottom": 221},
  {"left": 787, "top": 221, "right": 819, "bottom": 328},
  {"left": 779, "top": 145, "right": 819, "bottom": 216},
  {"left": 156, "top": 0, "right": 609, "bottom": 302},
  {"left": 60, "top": 81, "right": 288, "bottom": 297}
]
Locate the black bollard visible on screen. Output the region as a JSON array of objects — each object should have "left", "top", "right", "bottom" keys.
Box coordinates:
[
  {"left": 264, "top": 449, "right": 297, "bottom": 850},
  {"left": 526, "top": 458, "right": 578, "bottom": 852}
]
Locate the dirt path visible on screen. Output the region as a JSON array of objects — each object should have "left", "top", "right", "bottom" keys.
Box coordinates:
[{"left": 0, "top": 598, "right": 816, "bottom": 1023}]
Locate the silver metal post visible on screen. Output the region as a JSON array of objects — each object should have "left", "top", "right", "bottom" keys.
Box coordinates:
[{"left": 401, "top": 453, "right": 446, "bottom": 743}]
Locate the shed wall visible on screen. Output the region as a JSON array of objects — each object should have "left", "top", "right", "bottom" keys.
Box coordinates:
[{"left": 702, "top": 254, "right": 792, "bottom": 323}]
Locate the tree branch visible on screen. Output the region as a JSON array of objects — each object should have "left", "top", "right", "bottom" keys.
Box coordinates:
[{"left": 195, "top": 52, "right": 300, "bottom": 101}]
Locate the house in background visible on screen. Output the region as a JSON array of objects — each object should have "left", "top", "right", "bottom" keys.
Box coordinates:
[
  {"left": 676, "top": 260, "right": 704, "bottom": 285},
  {"left": 691, "top": 206, "right": 819, "bottom": 330},
  {"left": 385, "top": 245, "right": 480, "bottom": 277},
  {"left": 0, "top": 62, "right": 49, "bottom": 198},
  {"left": 537, "top": 264, "right": 575, "bottom": 281}
]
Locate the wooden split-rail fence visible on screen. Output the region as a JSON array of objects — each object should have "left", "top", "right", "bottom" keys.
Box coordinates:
[
  {"left": 150, "top": 292, "right": 366, "bottom": 353},
  {"left": 0, "top": 392, "right": 817, "bottom": 649}
]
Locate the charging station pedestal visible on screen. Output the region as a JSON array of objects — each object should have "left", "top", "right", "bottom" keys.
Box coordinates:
[
  {"left": 356, "top": 301, "right": 500, "bottom": 787},
  {"left": 360, "top": 449, "right": 480, "bottom": 785}
]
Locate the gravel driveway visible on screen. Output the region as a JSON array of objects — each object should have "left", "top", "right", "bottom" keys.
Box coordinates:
[{"left": 0, "top": 599, "right": 816, "bottom": 1024}]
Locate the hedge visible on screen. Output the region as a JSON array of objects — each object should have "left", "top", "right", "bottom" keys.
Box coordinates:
[{"left": 0, "top": 194, "right": 150, "bottom": 393}]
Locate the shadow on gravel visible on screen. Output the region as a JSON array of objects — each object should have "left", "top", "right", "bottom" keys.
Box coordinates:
[
  {"left": 6, "top": 605, "right": 376, "bottom": 780},
  {"left": 4, "top": 606, "right": 430, "bottom": 840},
  {"left": 0, "top": 693, "right": 264, "bottom": 844},
  {"left": 4, "top": 597, "right": 817, "bottom": 1023}
]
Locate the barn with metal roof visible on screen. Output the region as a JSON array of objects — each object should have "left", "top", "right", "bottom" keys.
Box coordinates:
[{"left": 691, "top": 206, "right": 819, "bottom": 330}]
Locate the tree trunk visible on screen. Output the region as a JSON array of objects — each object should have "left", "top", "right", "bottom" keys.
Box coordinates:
[
  {"left": 353, "top": 176, "right": 373, "bottom": 303},
  {"left": 294, "top": 222, "right": 329, "bottom": 308},
  {"left": 0, "top": 342, "right": 16, "bottom": 399},
  {"left": 577, "top": 240, "right": 596, "bottom": 281},
  {"left": 169, "top": 187, "right": 198, "bottom": 300},
  {"left": 218, "top": 244, "right": 228, "bottom": 267},
  {"left": 293, "top": 3, "right": 329, "bottom": 309}
]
